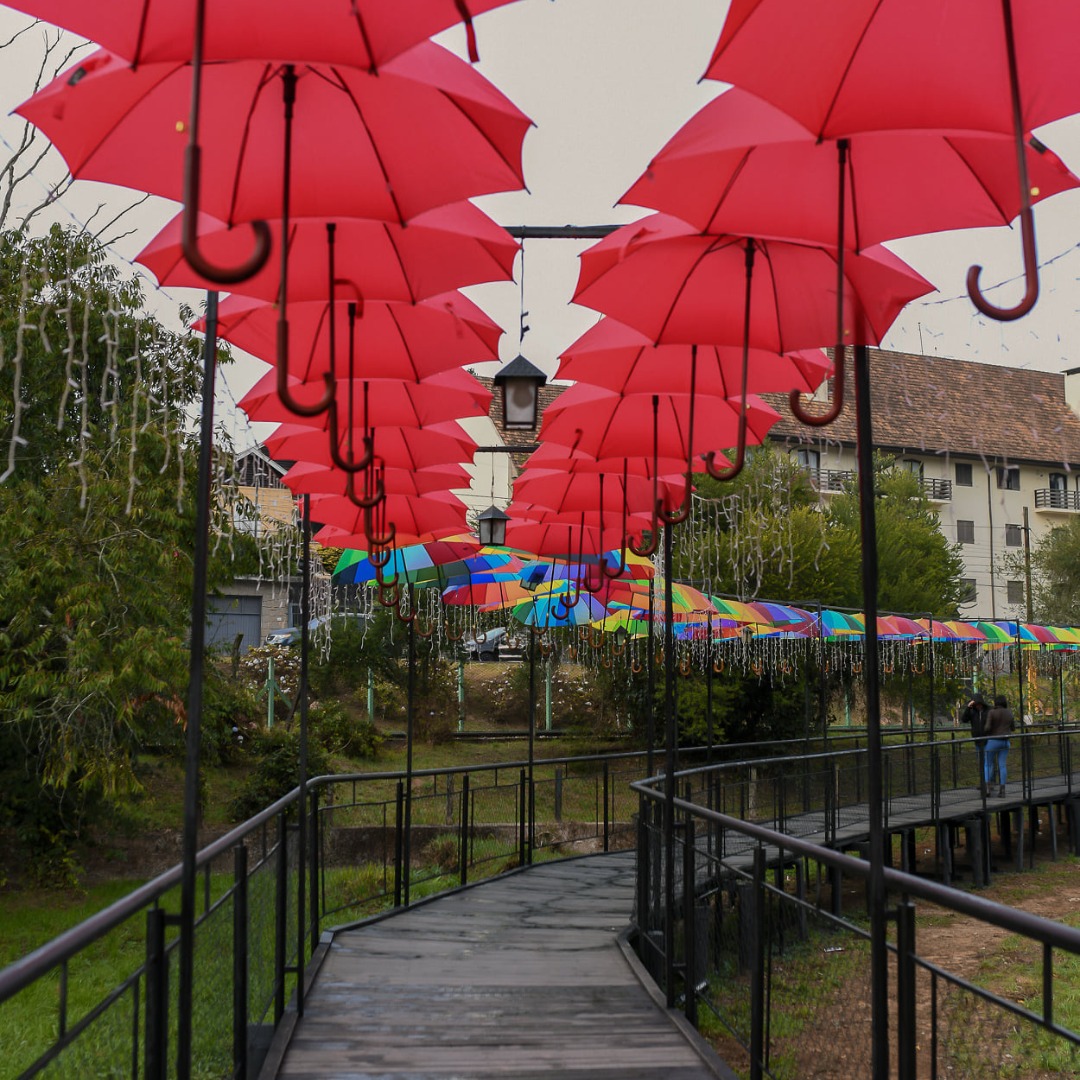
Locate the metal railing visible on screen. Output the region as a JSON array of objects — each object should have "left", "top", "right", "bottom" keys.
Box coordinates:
[
  {"left": 813, "top": 468, "right": 952, "bottom": 501},
  {"left": 633, "top": 728, "right": 1080, "bottom": 1078},
  {"left": 1035, "top": 488, "right": 1080, "bottom": 511}
]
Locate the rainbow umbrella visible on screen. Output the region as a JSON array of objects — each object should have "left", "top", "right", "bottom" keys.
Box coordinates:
[
  {"left": 972, "top": 621, "right": 1015, "bottom": 646},
  {"left": 744, "top": 601, "right": 812, "bottom": 626},
  {"left": 442, "top": 579, "right": 534, "bottom": 609},
  {"left": 332, "top": 534, "right": 483, "bottom": 586},
  {"left": 1046, "top": 626, "right": 1080, "bottom": 649},
  {"left": 851, "top": 613, "right": 929, "bottom": 638},
  {"left": 591, "top": 610, "right": 651, "bottom": 638},
  {"left": 923, "top": 619, "right": 987, "bottom": 642},
  {"left": 799, "top": 610, "right": 863, "bottom": 638},
  {"left": 710, "top": 597, "right": 766, "bottom": 623},
  {"left": 512, "top": 590, "right": 607, "bottom": 627}
]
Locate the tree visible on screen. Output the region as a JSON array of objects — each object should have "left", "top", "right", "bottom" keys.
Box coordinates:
[
  {"left": 1018, "top": 517, "right": 1080, "bottom": 625},
  {"left": 0, "top": 225, "right": 252, "bottom": 834}
]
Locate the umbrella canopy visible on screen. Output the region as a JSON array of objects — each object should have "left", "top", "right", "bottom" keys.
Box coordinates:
[
  {"left": 238, "top": 368, "right": 491, "bottom": 428},
  {"left": 280, "top": 460, "right": 469, "bottom": 497},
  {"left": 263, "top": 422, "right": 476, "bottom": 471},
  {"left": 972, "top": 621, "right": 1016, "bottom": 645},
  {"left": 503, "top": 519, "right": 636, "bottom": 559},
  {"left": 18, "top": 44, "right": 531, "bottom": 226},
  {"left": 521, "top": 441, "right": 719, "bottom": 481},
  {"left": 313, "top": 490, "right": 469, "bottom": 539},
  {"left": 511, "top": 591, "right": 607, "bottom": 628},
  {"left": 557, "top": 319, "right": 831, "bottom": 397},
  {"left": 704, "top": 1, "right": 1080, "bottom": 140},
  {"left": 204, "top": 293, "right": 502, "bottom": 383},
  {"left": 538, "top": 383, "right": 778, "bottom": 462},
  {"left": 511, "top": 471, "right": 688, "bottom": 518},
  {"left": 923, "top": 619, "right": 989, "bottom": 642},
  {"left": 138, "top": 203, "right": 520, "bottom": 303},
  {"left": 443, "top": 579, "right": 534, "bottom": 609},
  {"left": 744, "top": 601, "right": 813, "bottom": 626},
  {"left": 797, "top": 610, "right": 864, "bottom": 638},
  {"left": 332, "top": 535, "right": 483, "bottom": 585},
  {"left": 620, "top": 87, "right": 1079, "bottom": 249},
  {"left": 573, "top": 214, "right": 935, "bottom": 351},
  {"left": 4, "top": 1, "right": 524, "bottom": 68}
]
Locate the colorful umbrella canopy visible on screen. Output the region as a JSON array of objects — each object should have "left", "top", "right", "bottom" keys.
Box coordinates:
[
  {"left": 922, "top": 619, "right": 989, "bottom": 642},
  {"left": 573, "top": 214, "right": 935, "bottom": 351},
  {"left": 708, "top": 597, "right": 767, "bottom": 624},
  {"left": 620, "top": 87, "right": 1079, "bottom": 249},
  {"left": 797, "top": 610, "right": 864, "bottom": 638},
  {"left": 972, "top": 621, "right": 1016, "bottom": 645},
  {"left": 138, "top": 203, "right": 519, "bottom": 303},
  {"left": 3, "top": 1, "right": 525, "bottom": 68},
  {"left": 443, "top": 579, "right": 535, "bottom": 609},
  {"left": 511, "top": 591, "right": 607, "bottom": 628},
  {"left": 203, "top": 292, "right": 502, "bottom": 383},
  {"left": 331, "top": 535, "right": 483, "bottom": 586},
  {"left": 743, "top": 601, "right": 813, "bottom": 626},
  {"left": 556, "top": 318, "right": 831, "bottom": 396},
  {"left": 18, "top": 44, "right": 531, "bottom": 225}
]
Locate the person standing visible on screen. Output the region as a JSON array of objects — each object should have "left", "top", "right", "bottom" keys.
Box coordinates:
[
  {"left": 983, "top": 694, "right": 1015, "bottom": 798},
  {"left": 961, "top": 691, "right": 990, "bottom": 791}
]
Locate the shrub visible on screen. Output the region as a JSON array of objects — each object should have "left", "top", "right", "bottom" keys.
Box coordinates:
[
  {"left": 229, "top": 729, "right": 331, "bottom": 821},
  {"left": 309, "top": 699, "right": 382, "bottom": 759}
]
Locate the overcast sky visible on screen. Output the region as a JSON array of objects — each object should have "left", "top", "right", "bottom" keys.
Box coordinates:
[{"left": 3, "top": 0, "right": 1080, "bottom": 448}]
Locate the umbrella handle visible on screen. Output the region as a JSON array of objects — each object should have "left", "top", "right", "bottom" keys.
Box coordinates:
[
  {"left": 443, "top": 619, "right": 465, "bottom": 642},
  {"left": 345, "top": 468, "right": 384, "bottom": 510},
  {"left": 182, "top": 144, "right": 272, "bottom": 285},
  {"left": 789, "top": 346, "right": 845, "bottom": 426},
  {"left": 967, "top": 206, "right": 1039, "bottom": 321},
  {"left": 705, "top": 443, "right": 746, "bottom": 483},
  {"left": 364, "top": 506, "right": 396, "bottom": 549},
  {"left": 369, "top": 546, "right": 394, "bottom": 570},
  {"left": 327, "top": 406, "right": 375, "bottom": 472},
  {"left": 453, "top": 0, "right": 480, "bottom": 62},
  {"left": 628, "top": 527, "right": 659, "bottom": 558},
  {"left": 657, "top": 484, "right": 691, "bottom": 526},
  {"left": 414, "top": 614, "right": 434, "bottom": 638},
  {"left": 377, "top": 582, "right": 399, "bottom": 608},
  {"left": 276, "top": 344, "right": 335, "bottom": 418}
]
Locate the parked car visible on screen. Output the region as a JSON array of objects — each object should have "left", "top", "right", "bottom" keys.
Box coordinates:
[
  {"left": 264, "top": 613, "right": 367, "bottom": 646},
  {"left": 465, "top": 627, "right": 508, "bottom": 660}
]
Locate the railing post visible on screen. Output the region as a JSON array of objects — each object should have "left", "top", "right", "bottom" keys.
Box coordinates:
[
  {"left": 144, "top": 907, "right": 168, "bottom": 1080},
  {"left": 233, "top": 843, "right": 249, "bottom": 1080},
  {"left": 519, "top": 768, "right": 527, "bottom": 867},
  {"left": 896, "top": 901, "right": 917, "bottom": 1080},
  {"left": 459, "top": 773, "right": 470, "bottom": 886},
  {"left": 603, "top": 761, "right": 610, "bottom": 852},
  {"left": 554, "top": 765, "right": 564, "bottom": 822},
  {"left": 308, "top": 787, "right": 320, "bottom": 954},
  {"left": 683, "top": 812, "right": 697, "bottom": 1028},
  {"left": 636, "top": 792, "right": 649, "bottom": 949},
  {"left": 394, "top": 780, "right": 404, "bottom": 909},
  {"left": 749, "top": 846, "right": 766, "bottom": 1080},
  {"left": 274, "top": 812, "right": 287, "bottom": 1023}
]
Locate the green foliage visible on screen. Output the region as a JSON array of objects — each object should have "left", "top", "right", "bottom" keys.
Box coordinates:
[
  {"left": 1021, "top": 516, "right": 1080, "bottom": 625},
  {"left": 229, "top": 729, "right": 331, "bottom": 820},
  {"left": 308, "top": 698, "right": 382, "bottom": 759}
]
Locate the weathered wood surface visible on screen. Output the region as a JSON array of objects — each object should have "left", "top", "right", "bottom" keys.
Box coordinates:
[{"left": 277, "top": 853, "right": 725, "bottom": 1079}]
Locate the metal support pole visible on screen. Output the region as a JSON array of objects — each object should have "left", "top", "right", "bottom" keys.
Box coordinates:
[
  {"left": 647, "top": 574, "right": 656, "bottom": 776},
  {"left": 853, "top": 343, "right": 889, "bottom": 1077},
  {"left": 296, "top": 495, "right": 310, "bottom": 1017},
  {"left": 404, "top": 598, "right": 415, "bottom": 906},
  {"left": 663, "top": 524, "right": 677, "bottom": 1006},
  {"left": 232, "top": 844, "right": 249, "bottom": 1080},
  {"left": 177, "top": 289, "right": 218, "bottom": 1080},
  {"left": 706, "top": 610, "right": 714, "bottom": 765},
  {"left": 527, "top": 628, "right": 536, "bottom": 863},
  {"left": 457, "top": 658, "right": 465, "bottom": 732}
]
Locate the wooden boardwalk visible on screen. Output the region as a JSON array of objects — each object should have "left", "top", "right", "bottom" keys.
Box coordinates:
[{"left": 274, "top": 853, "right": 727, "bottom": 1079}]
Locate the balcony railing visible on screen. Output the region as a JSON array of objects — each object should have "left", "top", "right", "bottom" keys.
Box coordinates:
[
  {"left": 1035, "top": 488, "right": 1080, "bottom": 511},
  {"left": 811, "top": 469, "right": 952, "bottom": 500}
]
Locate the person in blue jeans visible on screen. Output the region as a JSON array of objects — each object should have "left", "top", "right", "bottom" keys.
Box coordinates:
[{"left": 983, "top": 694, "right": 1015, "bottom": 798}]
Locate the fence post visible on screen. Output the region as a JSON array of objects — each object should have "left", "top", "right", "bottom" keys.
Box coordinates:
[
  {"left": 394, "top": 780, "right": 404, "bottom": 909},
  {"left": 274, "top": 812, "right": 287, "bottom": 1023},
  {"left": 896, "top": 901, "right": 917, "bottom": 1080},
  {"left": 519, "top": 768, "right": 527, "bottom": 867},
  {"left": 554, "top": 765, "right": 564, "bottom": 822},
  {"left": 233, "top": 844, "right": 249, "bottom": 1080},
  {"left": 308, "top": 787, "right": 320, "bottom": 954},
  {"left": 749, "top": 846, "right": 766, "bottom": 1080},
  {"left": 683, "top": 812, "right": 697, "bottom": 1028},
  {"left": 144, "top": 907, "right": 168, "bottom": 1080},
  {"left": 636, "top": 792, "right": 649, "bottom": 950},
  {"left": 603, "top": 761, "right": 610, "bottom": 852},
  {"left": 459, "top": 773, "right": 470, "bottom": 886}
]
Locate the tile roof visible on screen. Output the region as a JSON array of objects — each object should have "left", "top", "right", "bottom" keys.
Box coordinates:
[{"left": 765, "top": 348, "right": 1080, "bottom": 469}]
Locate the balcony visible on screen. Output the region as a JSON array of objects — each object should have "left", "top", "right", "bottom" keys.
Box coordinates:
[
  {"left": 810, "top": 469, "right": 952, "bottom": 501},
  {"left": 1034, "top": 488, "right": 1080, "bottom": 512}
]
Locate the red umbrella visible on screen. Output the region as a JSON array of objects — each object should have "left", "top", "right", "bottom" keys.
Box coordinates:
[
  {"left": 539, "top": 384, "right": 778, "bottom": 462},
  {"left": 704, "top": 0, "right": 1080, "bottom": 321},
  {"left": 204, "top": 293, "right": 502, "bottom": 382},
  {"left": 573, "top": 214, "right": 935, "bottom": 353},
  {"left": 503, "top": 518, "right": 638, "bottom": 559},
  {"left": 512, "top": 470, "right": 687, "bottom": 516},
  {"left": 621, "top": 86, "right": 1079, "bottom": 251},
  {"left": 137, "top": 203, "right": 519, "bottom": 303},
  {"left": 238, "top": 368, "right": 491, "bottom": 427},
  {"left": 557, "top": 318, "right": 830, "bottom": 396},
  {"left": 263, "top": 422, "right": 476, "bottom": 472},
  {"left": 310, "top": 490, "right": 469, "bottom": 534},
  {"left": 17, "top": 45, "right": 530, "bottom": 227},
  {"left": 522, "top": 441, "right": 720, "bottom": 479},
  {"left": 5, "top": 1, "right": 522, "bottom": 67},
  {"left": 281, "top": 460, "right": 469, "bottom": 497}
]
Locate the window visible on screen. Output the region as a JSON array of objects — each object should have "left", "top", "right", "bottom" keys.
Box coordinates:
[
  {"left": 1007, "top": 580, "right": 1025, "bottom": 605},
  {"left": 1050, "top": 472, "right": 1068, "bottom": 491},
  {"left": 794, "top": 448, "right": 820, "bottom": 472},
  {"left": 1005, "top": 524, "right": 1023, "bottom": 547},
  {"left": 997, "top": 466, "right": 1020, "bottom": 490},
  {"left": 898, "top": 459, "right": 923, "bottom": 477},
  {"left": 956, "top": 519, "right": 975, "bottom": 544},
  {"left": 955, "top": 462, "right": 973, "bottom": 486},
  {"left": 960, "top": 578, "right": 978, "bottom": 604}
]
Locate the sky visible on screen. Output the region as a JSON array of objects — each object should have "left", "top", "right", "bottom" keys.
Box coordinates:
[{"left": 2, "top": 0, "right": 1080, "bottom": 450}]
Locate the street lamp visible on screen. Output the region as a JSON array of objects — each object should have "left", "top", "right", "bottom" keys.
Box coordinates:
[
  {"left": 477, "top": 504, "right": 510, "bottom": 546},
  {"left": 493, "top": 354, "right": 547, "bottom": 431}
]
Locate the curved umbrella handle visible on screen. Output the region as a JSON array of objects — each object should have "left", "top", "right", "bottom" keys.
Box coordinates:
[
  {"left": 327, "top": 403, "right": 374, "bottom": 472},
  {"left": 377, "top": 582, "right": 400, "bottom": 608},
  {"left": 276, "top": 331, "right": 336, "bottom": 418},
  {"left": 369, "top": 545, "right": 394, "bottom": 570},
  {"left": 182, "top": 147, "right": 272, "bottom": 283},
  {"left": 414, "top": 614, "right": 434, "bottom": 638},
  {"left": 657, "top": 485, "right": 691, "bottom": 527},
  {"left": 628, "top": 396, "right": 661, "bottom": 557},
  {"left": 364, "top": 506, "right": 396, "bottom": 549},
  {"left": 628, "top": 521, "right": 660, "bottom": 558},
  {"left": 967, "top": 206, "right": 1039, "bottom": 321},
  {"left": 705, "top": 443, "right": 746, "bottom": 483},
  {"left": 443, "top": 619, "right": 465, "bottom": 642},
  {"left": 789, "top": 346, "right": 845, "bottom": 427},
  {"left": 345, "top": 468, "right": 385, "bottom": 510}
]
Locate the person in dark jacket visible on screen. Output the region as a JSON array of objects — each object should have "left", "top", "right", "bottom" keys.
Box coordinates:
[
  {"left": 961, "top": 691, "right": 990, "bottom": 788},
  {"left": 983, "top": 694, "right": 1015, "bottom": 798}
]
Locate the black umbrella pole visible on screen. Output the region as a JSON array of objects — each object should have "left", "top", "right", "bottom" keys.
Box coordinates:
[
  {"left": 854, "top": 344, "right": 888, "bottom": 1077},
  {"left": 527, "top": 629, "right": 536, "bottom": 863},
  {"left": 177, "top": 290, "right": 218, "bottom": 1080},
  {"left": 662, "top": 524, "right": 677, "bottom": 1007}
]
